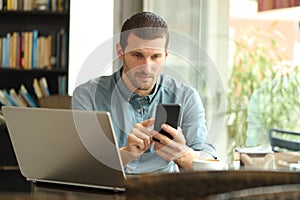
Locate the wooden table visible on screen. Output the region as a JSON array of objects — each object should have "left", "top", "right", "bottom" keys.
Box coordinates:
[
  {"left": 0, "top": 170, "right": 300, "bottom": 200},
  {"left": 125, "top": 170, "right": 300, "bottom": 199}
]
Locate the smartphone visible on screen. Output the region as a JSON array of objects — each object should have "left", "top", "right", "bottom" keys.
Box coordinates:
[{"left": 153, "top": 103, "right": 181, "bottom": 141}]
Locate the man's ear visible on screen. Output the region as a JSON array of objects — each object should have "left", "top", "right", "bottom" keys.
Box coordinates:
[{"left": 116, "top": 43, "right": 124, "bottom": 60}]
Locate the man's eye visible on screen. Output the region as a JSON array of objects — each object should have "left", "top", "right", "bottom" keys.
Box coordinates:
[
  {"left": 133, "top": 53, "right": 142, "bottom": 58},
  {"left": 152, "top": 54, "right": 161, "bottom": 59}
]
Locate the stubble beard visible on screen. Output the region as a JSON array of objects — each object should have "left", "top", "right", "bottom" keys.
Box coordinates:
[{"left": 132, "top": 72, "right": 155, "bottom": 91}]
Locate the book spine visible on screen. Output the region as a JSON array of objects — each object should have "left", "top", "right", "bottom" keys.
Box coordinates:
[
  {"left": 2, "top": 37, "right": 7, "bottom": 68},
  {"left": 33, "top": 78, "right": 43, "bottom": 98},
  {"left": 39, "top": 77, "right": 50, "bottom": 96},
  {"left": 32, "top": 29, "right": 38, "bottom": 69},
  {"left": 6, "top": 33, "right": 11, "bottom": 68},
  {"left": 11, "top": 32, "right": 19, "bottom": 68},
  {"left": 19, "top": 84, "right": 38, "bottom": 107},
  {"left": 3, "top": 89, "right": 17, "bottom": 106},
  {"left": 55, "top": 29, "right": 61, "bottom": 69},
  {"left": 44, "top": 35, "right": 51, "bottom": 69},
  {"left": 51, "top": 0, "right": 57, "bottom": 12},
  {"left": 23, "top": 32, "right": 29, "bottom": 69},
  {"left": 28, "top": 31, "right": 33, "bottom": 69},
  {"left": 17, "top": 0, "right": 23, "bottom": 10},
  {"left": 50, "top": 31, "right": 57, "bottom": 68},
  {"left": 21, "top": 32, "right": 25, "bottom": 69},
  {"left": 0, "top": 90, "right": 12, "bottom": 106},
  {"left": 17, "top": 32, "right": 22, "bottom": 68},
  {"left": 9, "top": 88, "right": 26, "bottom": 107},
  {"left": 2, "top": 0, "right": 7, "bottom": 10},
  {"left": 59, "top": 75, "right": 66, "bottom": 95},
  {"left": 60, "top": 29, "right": 67, "bottom": 69},
  {"left": 39, "top": 36, "right": 45, "bottom": 68},
  {"left": 57, "top": 0, "right": 62, "bottom": 12}
]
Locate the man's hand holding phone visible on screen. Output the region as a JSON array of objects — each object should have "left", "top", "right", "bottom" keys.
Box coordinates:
[
  {"left": 120, "top": 118, "right": 155, "bottom": 166},
  {"left": 121, "top": 103, "right": 196, "bottom": 169},
  {"left": 154, "top": 124, "right": 188, "bottom": 157},
  {"left": 153, "top": 124, "right": 197, "bottom": 170},
  {"left": 153, "top": 104, "right": 188, "bottom": 159}
]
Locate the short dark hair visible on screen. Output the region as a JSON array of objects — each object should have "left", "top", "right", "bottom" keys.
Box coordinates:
[{"left": 120, "top": 11, "right": 169, "bottom": 51}]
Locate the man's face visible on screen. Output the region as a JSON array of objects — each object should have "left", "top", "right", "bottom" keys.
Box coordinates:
[{"left": 117, "top": 33, "right": 168, "bottom": 96}]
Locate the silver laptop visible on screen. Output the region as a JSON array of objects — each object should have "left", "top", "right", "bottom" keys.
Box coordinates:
[{"left": 2, "top": 106, "right": 126, "bottom": 191}]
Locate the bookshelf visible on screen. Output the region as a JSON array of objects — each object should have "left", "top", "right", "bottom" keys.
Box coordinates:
[
  {"left": 0, "top": 0, "right": 69, "bottom": 190},
  {"left": 0, "top": 0, "right": 69, "bottom": 107}
]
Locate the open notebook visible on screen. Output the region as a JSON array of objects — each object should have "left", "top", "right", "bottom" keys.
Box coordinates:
[{"left": 2, "top": 106, "right": 127, "bottom": 191}]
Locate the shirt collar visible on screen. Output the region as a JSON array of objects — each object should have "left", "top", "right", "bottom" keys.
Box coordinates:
[{"left": 115, "top": 67, "right": 162, "bottom": 103}]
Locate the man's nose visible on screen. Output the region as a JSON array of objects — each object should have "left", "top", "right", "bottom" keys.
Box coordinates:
[{"left": 141, "top": 58, "right": 152, "bottom": 72}]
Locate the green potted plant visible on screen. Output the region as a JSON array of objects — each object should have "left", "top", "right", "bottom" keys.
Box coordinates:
[{"left": 226, "top": 22, "right": 300, "bottom": 158}]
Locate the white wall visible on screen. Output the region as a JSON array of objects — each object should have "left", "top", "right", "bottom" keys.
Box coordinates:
[{"left": 68, "top": 0, "right": 114, "bottom": 95}]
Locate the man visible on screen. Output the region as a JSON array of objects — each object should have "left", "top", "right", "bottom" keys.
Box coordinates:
[{"left": 72, "top": 11, "right": 216, "bottom": 173}]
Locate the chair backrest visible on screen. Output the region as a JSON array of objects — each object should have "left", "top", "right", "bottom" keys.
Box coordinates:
[{"left": 269, "top": 128, "right": 300, "bottom": 152}]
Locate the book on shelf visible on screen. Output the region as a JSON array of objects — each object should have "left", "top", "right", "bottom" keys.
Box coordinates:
[
  {"left": 33, "top": 78, "right": 43, "bottom": 99},
  {"left": 34, "top": 0, "right": 50, "bottom": 11},
  {"left": 1, "top": 36, "right": 8, "bottom": 67},
  {"left": 39, "top": 76, "right": 50, "bottom": 97},
  {"left": 3, "top": 89, "right": 18, "bottom": 106},
  {"left": 58, "top": 74, "right": 66, "bottom": 95},
  {"left": 0, "top": 89, "right": 17, "bottom": 106},
  {"left": 50, "top": 31, "right": 56, "bottom": 67},
  {"left": 0, "top": 90, "right": 12, "bottom": 106},
  {"left": 0, "top": 29, "right": 66, "bottom": 70},
  {"left": 55, "top": 29, "right": 61, "bottom": 69},
  {"left": 9, "top": 33, "right": 13, "bottom": 68},
  {"left": 9, "top": 88, "right": 26, "bottom": 107},
  {"left": 17, "top": 0, "right": 23, "bottom": 10},
  {"left": 10, "top": 32, "right": 19, "bottom": 68},
  {"left": 0, "top": 76, "right": 57, "bottom": 107},
  {"left": 31, "top": 29, "right": 38, "bottom": 69},
  {"left": 2, "top": 0, "right": 7, "bottom": 10},
  {"left": 5, "top": 33, "right": 10, "bottom": 68},
  {"left": 28, "top": 31, "right": 33, "bottom": 69},
  {"left": 19, "top": 84, "right": 38, "bottom": 107},
  {"left": 23, "top": 31, "right": 29, "bottom": 69},
  {"left": 0, "top": 0, "right": 69, "bottom": 11},
  {"left": 53, "top": 28, "right": 68, "bottom": 69},
  {"left": 51, "top": 0, "right": 56, "bottom": 12},
  {"left": 60, "top": 28, "right": 68, "bottom": 69},
  {"left": 20, "top": 32, "right": 25, "bottom": 68},
  {"left": 17, "top": 31, "right": 22, "bottom": 67},
  {"left": 44, "top": 35, "right": 52, "bottom": 69}
]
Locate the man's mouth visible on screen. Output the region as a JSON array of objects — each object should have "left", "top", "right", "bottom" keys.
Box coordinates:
[{"left": 137, "top": 74, "right": 153, "bottom": 81}]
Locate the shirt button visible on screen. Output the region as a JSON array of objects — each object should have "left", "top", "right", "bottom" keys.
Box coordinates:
[{"left": 137, "top": 108, "right": 141, "bottom": 113}]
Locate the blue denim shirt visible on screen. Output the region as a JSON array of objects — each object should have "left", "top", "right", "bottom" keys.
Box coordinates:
[{"left": 72, "top": 67, "right": 215, "bottom": 173}]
